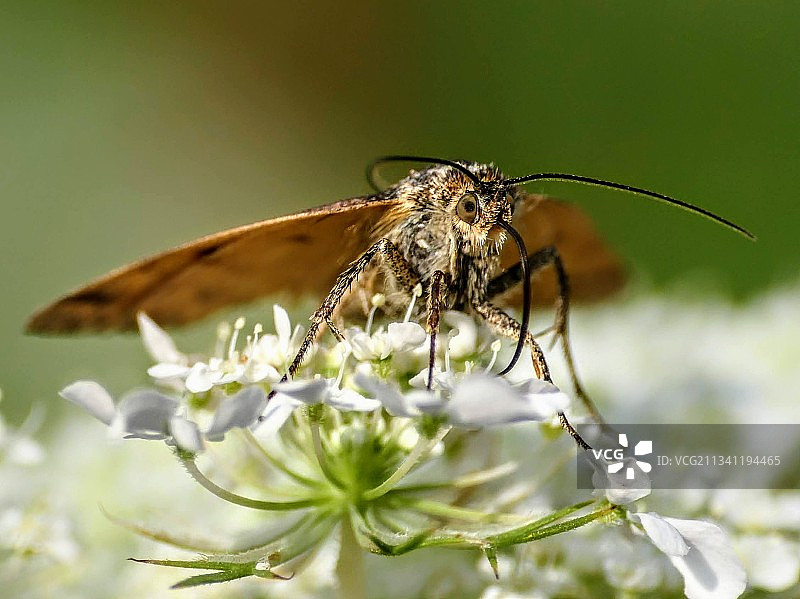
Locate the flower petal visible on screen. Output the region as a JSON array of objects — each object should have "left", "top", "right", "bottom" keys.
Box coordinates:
[
  {"left": 642, "top": 514, "right": 747, "bottom": 599},
  {"left": 634, "top": 512, "right": 690, "bottom": 556},
  {"left": 444, "top": 311, "right": 478, "bottom": 359},
  {"left": 354, "top": 373, "right": 420, "bottom": 418},
  {"left": 7, "top": 437, "right": 45, "bottom": 465},
  {"left": 271, "top": 378, "right": 329, "bottom": 405},
  {"left": 116, "top": 389, "right": 179, "bottom": 438},
  {"left": 59, "top": 381, "right": 116, "bottom": 425},
  {"left": 327, "top": 387, "right": 380, "bottom": 412},
  {"left": 387, "top": 322, "right": 427, "bottom": 353},
  {"left": 205, "top": 386, "right": 268, "bottom": 441},
  {"left": 273, "top": 305, "right": 292, "bottom": 347},
  {"left": 185, "top": 363, "right": 213, "bottom": 394},
  {"left": 349, "top": 330, "right": 392, "bottom": 361},
  {"left": 590, "top": 455, "right": 652, "bottom": 505},
  {"left": 137, "top": 312, "right": 184, "bottom": 365},
  {"left": 168, "top": 416, "right": 204, "bottom": 452},
  {"left": 406, "top": 390, "right": 443, "bottom": 413},
  {"left": 147, "top": 363, "right": 191, "bottom": 380},
  {"left": 521, "top": 379, "right": 571, "bottom": 419},
  {"left": 240, "top": 361, "right": 281, "bottom": 384},
  {"left": 254, "top": 394, "right": 302, "bottom": 436},
  {"left": 447, "top": 374, "right": 548, "bottom": 427}
]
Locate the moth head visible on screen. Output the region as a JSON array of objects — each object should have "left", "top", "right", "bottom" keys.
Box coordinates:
[{"left": 450, "top": 181, "right": 516, "bottom": 250}]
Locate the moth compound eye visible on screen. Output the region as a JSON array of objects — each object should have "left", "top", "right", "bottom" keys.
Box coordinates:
[{"left": 456, "top": 193, "right": 479, "bottom": 224}]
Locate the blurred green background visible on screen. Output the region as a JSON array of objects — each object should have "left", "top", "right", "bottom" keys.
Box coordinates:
[{"left": 2, "top": 2, "right": 798, "bottom": 422}]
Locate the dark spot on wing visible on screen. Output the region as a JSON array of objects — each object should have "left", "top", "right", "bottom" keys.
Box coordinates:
[
  {"left": 196, "top": 243, "right": 223, "bottom": 259},
  {"left": 70, "top": 289, "right": 113, "bottom": 305},
  {"left": 286, "top": 233, "right": 312, "bottom": 244},
  {"left": 196, "top": 287, "right": 215, "bottom": 303}
]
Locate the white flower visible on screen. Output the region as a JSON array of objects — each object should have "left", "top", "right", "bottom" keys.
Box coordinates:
[
  {"left": 137, "top": 313, "right": 191, "bottom": 381},
  {"left": 735, "top": 533, "right": 799, "bottom": 592},
  {"left": 274, "top": 378, "right": 380, "bottom": 412},
  {"left": 251, "top": 305, "right": 305, "bottom": 369},
  {"left": 137, "top": 312, "right": 187, "bottom": 366},
  {"left": 444, "top": 311, "right": 481, "bottom": 360},
  {"left": 356, "top": 372, "right": 570, "bottom": 429},
  {"left": 346, "top": 321, "right": 427, "bottom": 361},
  {"left": 168, "top": 416, "right": 204, "bottom": 452},
  {"left": 0, "top": 409, "right": 44, "bottom": 466},
  {"left": 59, "top": 380, "right": 116, "bottom": 425},
  {"left": 113, "top": 389, "right": 179, "bottom": 440},
  {"left": 408, "top": 366, "right": 457, "bottom": 391},
  {"left": 184, "top": 358, "right": 243, "bottom": 393},
  {"left": 142, "top": 309, "right": 286, "bottom": 392},
  {"left": 601, "top": 534, "right": 666, "bottom": 592},
  {"left": 256, "top": 393, "right": 303, "bottom": 437},
  {"left": 353, "top": 373, "right": 439, "bottom": 418},
  {"left": 634, "top": 512, "right": 746, "bottom": 599},
  {"left": 446, "top": 374, "right": 569, "bottom": 427},
  {"left": 590, "top": 454, "right": 652, "bottom": 505},
  {"left": 60, "top": 380, "right": 270, "bottom": 452},
  {"left": 710, "top": 489, "right": 800, "bottom": 531},
  {"left": 205, "top": 386, "right": 268, "bottom": 441},
  {"left": 0, "top": 507, "right": 79, "bottom": 564},
  {"left": 255, "top": 378, "right": 381, "bottom": 435}
]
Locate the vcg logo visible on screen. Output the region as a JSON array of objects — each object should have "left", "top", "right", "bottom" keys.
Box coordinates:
[{"left": 592, "top": 433, "right": 652, "bottom": 480}]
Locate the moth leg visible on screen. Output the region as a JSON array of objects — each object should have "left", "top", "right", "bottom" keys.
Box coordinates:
[
  {"left": 285, "top": 238, "right": 420, "bottom": 381},
  {"left": 486, "top": 246, "right": 603, "bottom": 424},
  {"left": 473, "top": 301, "right": 590, "bottom": 450},
  {"left": 426, "top": 270, "right": 448, "bottom": 390},
  {"left": 473, "top": 302, "right": 549, "bottom": 380},
  {"left": 325, "top": 317, "right": 345, "bottom": 343}
]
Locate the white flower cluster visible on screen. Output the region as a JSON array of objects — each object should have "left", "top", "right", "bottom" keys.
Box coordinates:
[
  {"left": 28, "top": 279, "right": 800, "bottom": 599},
  {"left": 62, "top": 305, "right": 572, "bottom": 455}
]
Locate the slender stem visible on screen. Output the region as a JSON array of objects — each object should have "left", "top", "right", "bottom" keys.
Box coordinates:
[
  {"left": 310, "top": 421, "right": 344, "bottom": 488},
  {"left": 241, "top": 428, "right": 321, "bottom": 488},
  {"left": 336, "top": 517, "right": 366, "bottom": 599},
  {"left": 401, "top": 498, "right": 525, "bottom": 525},
  {"left": 181, "top": 457, "right": 324, "bottom": 511},
  {"left": 488, "top": 502, "right": 618, "bottom": 546},
  {"left": 100, "top": 504, "right": 228, "bottom": 552},
  {"left": 362, "top": 426, "right": 450, "bottom": 501},
  {"left": 390, "top": 462, "right": 517, "bottom": 494}
]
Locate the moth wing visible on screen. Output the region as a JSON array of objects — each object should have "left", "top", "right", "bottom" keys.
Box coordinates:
[
  {"left": 497, "top": 194, "right": 625, "bottom": 306},
  {"left": 27, "top": 197, "right": 396, "bottom": 333}
]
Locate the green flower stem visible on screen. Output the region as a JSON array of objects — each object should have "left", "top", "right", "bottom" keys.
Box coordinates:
[
  {"left": 100, "top": 504, "right": 228, "bottom": 553},
  {"left": 337, "top": 517, "right": 367, "bottom": 599},
  {"left": 488, "top": 501, "right": 619, "bottom": 547},
  {"left": 362, "top": 426, "right": 450, "bottom": 501},
  {"left": 399, "top": 498, "right": 525, "bottom": 525},
  {"left": 310, "top": 420, "right": 345, "bottom": 488},
  {"left": 181, "top": 457, "right": 326, "bottom": 511},
  {"left": 389, "top": 462, "right": 517, "bottom": 494},
  {"left": 241, "top": 428, "right": 322, "bottom": 488}
]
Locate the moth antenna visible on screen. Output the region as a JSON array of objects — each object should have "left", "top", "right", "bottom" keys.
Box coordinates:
[
  {"left": 504, "top": 173, "right": 755, "bottom": 240},
  {"left": 495, "top": 220, "right": 530, "bottom": 376},
  {"left": 367, "top": 155, "right": 482, "bottom": 190}
]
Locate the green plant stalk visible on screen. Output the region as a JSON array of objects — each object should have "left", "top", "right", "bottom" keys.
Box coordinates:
[
  {"left": 362, "top": 425, "right": 450, "bottom": 501},
  {"left": 181, "top": 457, "right": 326, "bottom": 511},
  {"left": 488, "top": 502, "right": 619, "bottom": 547},
  {"left": 337, "top": 517, "right": 367, "bottom": 599},
  {"left": 399, "top": 498, "right": 525, "bottom": 524}
]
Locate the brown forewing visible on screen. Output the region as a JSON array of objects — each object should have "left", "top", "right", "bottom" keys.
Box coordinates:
[
  {"left": 497, "top": 194, "right": 625, "bottom": 307},
  {"left": 27, "top": 197, "right": 396, "bottom": 333}
]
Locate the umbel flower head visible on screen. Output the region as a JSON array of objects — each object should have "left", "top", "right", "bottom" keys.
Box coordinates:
[{"left": 59, "top": 301, "right": 746, "bottom": 598}]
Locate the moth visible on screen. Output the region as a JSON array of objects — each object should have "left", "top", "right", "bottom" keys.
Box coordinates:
[{"left": 27, "top": 156, "right": 752, "bottom": 445}]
